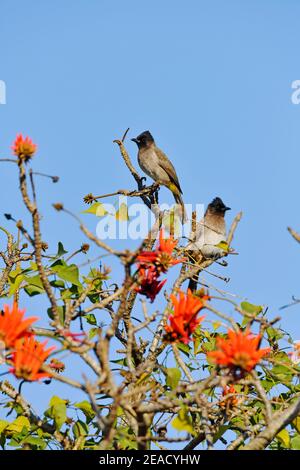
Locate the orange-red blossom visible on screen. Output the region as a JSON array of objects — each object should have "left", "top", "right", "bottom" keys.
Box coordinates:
[
  {"left": 11, "top": 133, "right": 37, "bottom": 163},
  {"left": 9, "top": 336, "right": 55, "bottom": 381},
  {"left": 164, "top": 289, "right": 209, "bottom": 344},
  {"left": 0, "top": 303, "right": 57, "bottom": 382},
  {"left": 135, "top": 229, "right": 186, "bottom": 303},
  {"left": 135, "top": 267, "right": 167, "bottom": 303},
  {"left": 208, "top": 328, "right": 270, "bottom": 372},
  {"left": 137, "top": 229, "right": 185, "bottom": 274},
  {"left": 0, "top": 303, "right": 38, "bottom": 349}
]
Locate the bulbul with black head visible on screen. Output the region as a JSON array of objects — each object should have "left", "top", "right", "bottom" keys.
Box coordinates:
[
  {"left": 131, "top": 131, "right": 186, "bottom": 223},
  {"left": 186, "top": 197, "right": 231, "bottom": 291}
]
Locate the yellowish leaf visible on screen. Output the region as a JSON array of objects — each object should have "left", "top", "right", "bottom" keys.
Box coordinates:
[
  {"left": 115, "top": 203, "right": 129, "bottom": 221},
  {"left": 292, "top": 417, "right": 300, "bottom": 434},
  {"left": 82, "top": 202, "right": 107, "bottom": 217},
  {"left": 277, "top": 428, "right": 290, "bottom": 448},
  {"left": 171, "top": 406, "right": 195, "bottom": 435},
  {"left": 6, "top": 416, "right": 30, "bottom": 434}
]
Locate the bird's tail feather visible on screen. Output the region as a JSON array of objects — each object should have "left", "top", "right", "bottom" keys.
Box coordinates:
[
  {"left": 169, "top": 184, "right": 187, "bottom": 224},
  {"left": 187, "top": 250, "right": 199, "bottom": 292},
  {"left": 188, "top": 277, "right": 198, "bottom": 292}
]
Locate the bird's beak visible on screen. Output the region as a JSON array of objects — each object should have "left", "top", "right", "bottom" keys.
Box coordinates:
[
  {"left": 225, "top": 206, "right": 231, "bottom": 211},
  {"left": 131, "top": 138, "right": 138, "bottom": 143}
]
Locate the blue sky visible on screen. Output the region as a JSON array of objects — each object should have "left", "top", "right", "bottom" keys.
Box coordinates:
[{"left": 1, "top": 0, "right": 300, "bottom": 448}]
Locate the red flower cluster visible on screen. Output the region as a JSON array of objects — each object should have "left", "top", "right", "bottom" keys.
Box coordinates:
[
  {"left": 137, "top": 229, "right": 185, "bottom": 274},
  {"left": 0, "top": 303, "right": 54, "bottom": 381},
  {"left": 135, "top": 229, "right": 185, "bottom": 302},
  {"left": 164, "top": 289, "right": 209, "bottom": 344},
  {"left": 11, "top": 134, "right": 37, "bottom": 163},
  {"left": 207, "top": 328, "right": 270, "bottom": 373},
  {"left": 10, "top": 336, "right": 55, "bottom": 381},
  {"left": 0, "top": 303, "right": 38, "bottom": 348},
  {"left": 135, "top": 267, "right": 167, "bottom": 303}
]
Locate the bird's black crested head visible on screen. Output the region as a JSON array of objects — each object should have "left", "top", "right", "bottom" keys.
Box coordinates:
[
  {"left": 131, "top": 130, "right": 154, "bottom": 148},
  {"left": 208, "top": 197, "right": 231, "bottom": 214}
]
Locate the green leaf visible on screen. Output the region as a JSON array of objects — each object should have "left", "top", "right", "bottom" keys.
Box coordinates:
[
  {"left": 50, "top": 279, "right": 65, "bottom": 288},
  {"left": 213, "top": 425, "right": 230, "bottom": 443},
  {"left": 82, "top": 202, "right": 107, "bottom": 217},
  {"left": 271, "top": 364, "right": 293, "bottom": 382},
  {"left": 56, "top": 242, "right": 68, "bottom": 258},
  {"left": 8, "top": 268, "right": 25, "bottom": 297},
  {"left": 75, "top": 401, "right": 95, "bottom": 423},
  {"left": 73, "top": 419, "right": 88, "bottom": 438},
  {"left": 116, "top": 427, "right": 138, "bottom": 450},
  {"left": 30, "top": 262, "right": 38, "bottom": 271},
  {"left": 240, "top": 301, "right": 263, "bottom": 316},
  {"left": 24, "top": 274, "right": 44, "bottom": 288},
  {"left": 0, "top": 420, "right": 9, "bottom": 434},
  {"left": 51, "top": 260, "right": 81, "bottom": 287},
  {"left": 6, "top": 417, "right": 30, "bottom": 434},
  {"left": 46, "top": 396, "right": 67, "bottom": 430},
  {"left": 24, "top": 274, "right": 45, "bottom": 296},
  {"left": 276, "top": 429, "right": 290, "bottom": 448},
  {"left": 88, "top": 327, "right": 99, "bottom": 339},
  {"left": 291, "top": 434, "right": 300, "bottom": 450},
  {"left": 24, "top": 285, "right": 44, "bottom": 296},
  {"left": 172, "top": 406, "right": 195, "bottom": 435},
  {"left": 111, "top": 357, "right": 127, "bottom": 366},
  {"left": 0, "top": 433, "right": 6, "bottom": 449},
  {"left": 267, "top": 327, "right": 285, "bottom": 341},
  {"left": 292, "top": 417, "right": 300, "bottom": 434},
  {"left": 260, "top": 379, "right": 276, "bottom": 392},
  {"left": 47, "top": 305, "right": 65, "bottom": 324},
  {"left": 177, "top": 342, "right": 191, "bottom": 358},
  {"left": 241, "top": 302, "right": 264, "bottom": 326},
  {"left": 85, "top": 314, "right": 97, "bottom": 325},
  {"left": 193, "top": 336, "right": 202, "bottom": 355},
  {"left": 165, "top": 368, "right": 181, "bottom": 390},
  {"left": 22, "top": 436, "right": 47, "bottom": 450}
]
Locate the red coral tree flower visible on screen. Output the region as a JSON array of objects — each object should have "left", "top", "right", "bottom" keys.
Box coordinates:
[
  {"left": 135, "top": 229, "right": 186, "bottom": 302},
  {"left": 135, "top": 267, "right": 167, "bottom": 303},
  {"left": 164, "top": 289, "right": 208, "bottom": 344},
  {"left": 9, "top": 336, "right": 55, "bottom": 381},
  {"left": 0, "top": 303, "right": 38, "bottom": 349},
  {"left": 207, "top": 328, "right": 270, "bottom": 372},
  {"left": 11, "top": 134, "right": 37, "bottom": 163},
  {"left": 137, "top": 229, "right": 185, "bottom": 274}
]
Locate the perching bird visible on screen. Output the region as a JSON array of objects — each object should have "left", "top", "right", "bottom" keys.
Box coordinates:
[
  {"left": 131, "top": 131, "right": 186, "bottom": 222},
  {"left": 186, "top": 197, "right": 231, "bottom": 291}
]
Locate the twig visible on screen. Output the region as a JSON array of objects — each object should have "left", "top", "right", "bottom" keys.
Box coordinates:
[
  {"left": 241, "top": 396, "right": 300, "bottom": 450},
  {"left": 287, "top": 226, "right": 300, "bottom": 243},
  {"left": 172, "top": 344, "right": 194, "bottom": 382}
]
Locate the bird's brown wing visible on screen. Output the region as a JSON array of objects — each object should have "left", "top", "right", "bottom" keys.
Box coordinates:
[{"left": 155, "top": 147, "right": 183, "bottom": 194}]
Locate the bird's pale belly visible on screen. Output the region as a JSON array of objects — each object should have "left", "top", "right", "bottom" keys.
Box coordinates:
[{"left": 138, "top": 152, "right": 169, "bottom": 185}]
